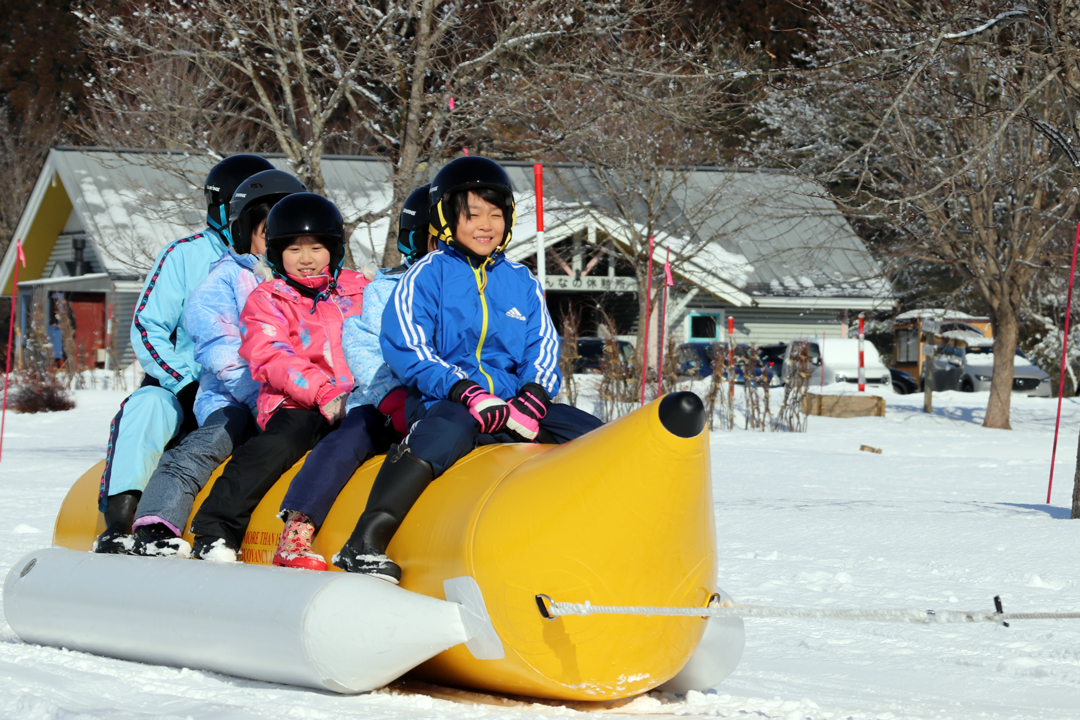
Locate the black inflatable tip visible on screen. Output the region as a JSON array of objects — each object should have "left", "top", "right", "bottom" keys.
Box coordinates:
[{"left": 658, "top": 392, "right": 706, "bottom": 438}]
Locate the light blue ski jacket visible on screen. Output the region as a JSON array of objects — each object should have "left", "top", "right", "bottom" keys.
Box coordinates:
[
  {"left": 381, "top": 242, "right": 561, "bottom": 406},
  {"left": 343, "top": 267, "right": 405, "bottom": 412},
  {"left": 184, "top": 250, "right": 264, "bottom": 425},
  {"left": 129, "top": 227, "right": 229, "bottom": 394}
]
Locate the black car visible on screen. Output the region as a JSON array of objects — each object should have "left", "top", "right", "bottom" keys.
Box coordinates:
[
  {"left": 889, "top": 367, "right": 919, "bottom": 394},
  {"left": 572, "top": 338, "right": 634, "bottom": 373}
]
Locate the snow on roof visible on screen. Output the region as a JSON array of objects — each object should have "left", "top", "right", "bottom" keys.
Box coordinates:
[
  {"left": 6, "top": 150, "right": 889, "bottom": 305},
  {"left": 44, "top": 148, "right": 394, "bottom": 277},
  {"left": 895, "top": 308, "right": 989, "bottom": 322}
]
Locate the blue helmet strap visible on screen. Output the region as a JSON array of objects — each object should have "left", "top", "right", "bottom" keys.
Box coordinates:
[{"left": 208, "top": 205, "right": 233, "bottom": 247}]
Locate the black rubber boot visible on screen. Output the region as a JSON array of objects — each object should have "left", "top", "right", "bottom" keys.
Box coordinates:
[
  {"left": 333, "top": 444, "right": 434, "bottom": 583},
  {"left": 92, "top": 490, "right": 141, "bottom": 554}
]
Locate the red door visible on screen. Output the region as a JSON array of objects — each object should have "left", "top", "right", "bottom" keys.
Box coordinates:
[{"left": 68, "top": 293, "right": 107, "bottom": 368}]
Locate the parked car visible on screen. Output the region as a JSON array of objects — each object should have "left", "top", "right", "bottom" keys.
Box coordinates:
[
  {"left": 889, "top": 367, "right": 919, "bottom": 394},
  {"left": 930, "top": 340, "right": 1051, "bottom": 397},
  {"left": 758, "top": 343, "right": 787, "bottom": 382},
  {"left": 673, "top": 342, "right": 781, "bottom": 386},
  {"left": 781, "top": 337, "right": 891, "bottom": 389},
  {"left": 573, "top": 337, "right": 634, "bottom": 374}
]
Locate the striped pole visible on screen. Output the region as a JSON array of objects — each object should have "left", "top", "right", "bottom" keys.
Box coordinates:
[
  {"left": 534, "top": 164, "right": 545, "bottom": 293},
  {"left": 858, "top": 313, "right": 866, "bottom": 392},
  {"left": 639, "top": 236, "right": 655, "bottom": 406}
]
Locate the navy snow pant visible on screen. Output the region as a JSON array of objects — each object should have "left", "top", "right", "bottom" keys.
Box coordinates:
[
  {"left": 133, "top": 405, "right": 257, "bottom": 536},
  {"left": 190, "top": 408, "right": 334, "bottom": 549},
  {"left": 279, "top": 404, "right": 397, "bottom": 529},
  {"left": 404, "top": 395, "right": 604, "bottom": 478}
]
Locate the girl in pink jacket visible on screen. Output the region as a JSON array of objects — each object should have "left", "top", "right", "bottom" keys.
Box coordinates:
[{"left": 189, "top": 193, "right": 372, "bottom": 562}]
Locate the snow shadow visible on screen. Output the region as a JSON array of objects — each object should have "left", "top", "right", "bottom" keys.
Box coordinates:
[{"left": 999, "top": 502, "right": 1072, "bottom": 519}]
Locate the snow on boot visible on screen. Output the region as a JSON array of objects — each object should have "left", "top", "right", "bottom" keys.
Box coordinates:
[
  {"left": 133, "top": 523, "right": 192, "bottom": 559},
  {"left": 331, "top": 547, "right": 401, "bottom": 584},
  {"left": 191, "top": 535, "right": 239, "bottom": 562},
  {"left": 273, "top": 511, "right": 327, "bottom": 571},
  {"left": 92, "top": 528, "right": 136, "bottom": 555},
  {"left": 92, "top": 490, "right": 140, "bottom": 555}
]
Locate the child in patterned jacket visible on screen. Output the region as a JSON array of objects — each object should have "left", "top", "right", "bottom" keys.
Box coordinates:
[
  {"left": 130, "top": 170, "right": 305, "bottom": 557},
  {"left": 271, "top": 184, "right": 436, "bottom": 570},
  {"left": 188, "top": 192, "right": 373, "bottom": 562}
]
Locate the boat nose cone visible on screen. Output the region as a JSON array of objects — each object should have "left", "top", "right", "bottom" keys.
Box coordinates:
[{"left": 658, "top": 392, "right": 706, "bottom": 438}]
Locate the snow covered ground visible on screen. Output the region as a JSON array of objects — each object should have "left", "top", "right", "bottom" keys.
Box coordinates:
[{"left": 2, "top": 387, "right": 1080, "bottom": 719}]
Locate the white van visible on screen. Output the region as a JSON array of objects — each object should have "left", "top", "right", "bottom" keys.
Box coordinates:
[{"left": 781, "top": 337, "right": 891, "bottom": 389}]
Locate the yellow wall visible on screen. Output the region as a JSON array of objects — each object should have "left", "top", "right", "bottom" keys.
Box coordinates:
[{"left": 3, "top": 172, "right": 73, "bottom": 295}]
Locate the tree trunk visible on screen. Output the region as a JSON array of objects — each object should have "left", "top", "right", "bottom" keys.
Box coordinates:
[
  {"left": 1072, "top": 424, "right": 1080, "bottom": 517},
  {"left": 983, "top": 310, "right": 1018, "bottom": 429}
]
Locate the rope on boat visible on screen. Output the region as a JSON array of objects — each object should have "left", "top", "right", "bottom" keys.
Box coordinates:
[{"left": 534, "top": 594, "right": 1080, "bottom": 626}]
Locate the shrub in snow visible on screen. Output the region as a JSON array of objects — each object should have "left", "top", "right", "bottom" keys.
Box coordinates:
[{"left": 9, "top": 292, "right": 74, "bottom": 414}]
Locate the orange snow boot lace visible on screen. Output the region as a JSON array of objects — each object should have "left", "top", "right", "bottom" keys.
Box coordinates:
[{"left": 273, "top": 511, "right": 328, "bottom": 571}]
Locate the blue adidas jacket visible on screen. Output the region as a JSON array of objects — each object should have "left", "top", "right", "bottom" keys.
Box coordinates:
[
  {"left": 381, "top": 242, "right": 561, "bottom": 405},
  {"left": 185, "top": 250, "right": 263, "bottom": 425},
  {"left": 129, "top": 228, "right": 229, "bottom": 393}
]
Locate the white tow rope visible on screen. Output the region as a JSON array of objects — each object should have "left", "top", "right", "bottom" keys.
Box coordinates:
[{"left": 534, "top": 594, "right": 1080, "bottom": 627}]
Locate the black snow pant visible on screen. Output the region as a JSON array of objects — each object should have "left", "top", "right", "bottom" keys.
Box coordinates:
[{"left": 190, "top": 407, "right": 334, "bottom": 549}]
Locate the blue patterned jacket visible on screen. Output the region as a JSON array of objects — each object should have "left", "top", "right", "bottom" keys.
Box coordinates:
[
  {"left": 343, "top": 267, "right": 403, "bottom": 411},
  {"left": 184, "top": 250, "right": 264, "bottom": 425}
]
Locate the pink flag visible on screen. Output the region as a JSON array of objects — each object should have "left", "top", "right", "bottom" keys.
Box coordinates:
[
  {"left": 449, "top": 96, "right": 455, "bottom": 110},
  {"left": 16, "top": 239, "right": 25, "bottom": 267},
  {"left": 664, "top": 261, "right": 673, "bottom": 287}
]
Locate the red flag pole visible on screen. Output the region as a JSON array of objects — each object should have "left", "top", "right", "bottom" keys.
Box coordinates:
[
  {"left": 2, "top": 239, "right": 27, "bottom": 462},
  {"left": 1047, "top": 220, "right": 1080, "bottom": 504},
  {"left": 639, "top": 235, "right": 655, "bottom": 406},
  {"left": 656, "top": 248, "right": 672, "bottom": 397},
  {"left": 727, "top": 316, "right": 735, "bottom": 401},
  {"left": 534, "top": 164, "right": 545, "bottom": 293}
]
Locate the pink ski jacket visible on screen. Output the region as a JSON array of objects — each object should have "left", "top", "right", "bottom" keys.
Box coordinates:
[{"left": 239, "top": 267, "right": 369, "bottom": 429}]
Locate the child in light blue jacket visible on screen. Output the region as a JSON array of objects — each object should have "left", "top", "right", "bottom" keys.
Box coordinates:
[
  {"left": 272, "top": 185, "right": 434, "bottom": 570},
  {"left": 130, "top": 170, "right": 305, "bottom": 557}
]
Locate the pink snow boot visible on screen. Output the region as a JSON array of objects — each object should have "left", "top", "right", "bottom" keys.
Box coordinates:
[{"left": 273, "top": 511, "right": 328, "bottom": 571}]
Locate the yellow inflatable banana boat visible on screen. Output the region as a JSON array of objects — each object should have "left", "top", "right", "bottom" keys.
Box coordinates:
[{"left": 51, "top": 393, "right": 717, "bottom": 701}]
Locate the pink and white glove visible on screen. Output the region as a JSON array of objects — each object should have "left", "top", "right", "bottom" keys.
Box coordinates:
[
  {"left": 505, "top": 383, "right": 550, "bottom": 442},
  {"left": 451, "top": 380, "right": 510, "bottom": 434}
]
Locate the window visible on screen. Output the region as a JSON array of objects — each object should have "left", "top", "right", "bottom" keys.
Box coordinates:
[{"left": 690, "top": 314, "right": 719, "bottom": 340}]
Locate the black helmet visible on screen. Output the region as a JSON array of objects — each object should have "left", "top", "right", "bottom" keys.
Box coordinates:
[
  {"left": 397, "top": 184, "right": 431, "bottom": 265},
  {"left": 429, "top": 156, "right": 516, "bottom": 254},
  {"left": 228, "top": 170, "right": 306, "bottom": 255},
  {"left": 204, "top": 154, "right": 275, "bottom": 236},
  {"left": 264, "top": 192, "right": 346, "bottom": 283}
]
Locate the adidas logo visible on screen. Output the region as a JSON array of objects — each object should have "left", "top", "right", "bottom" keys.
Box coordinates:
[{"left": 506, "top": 307, "right": 526, "bottom": 322}]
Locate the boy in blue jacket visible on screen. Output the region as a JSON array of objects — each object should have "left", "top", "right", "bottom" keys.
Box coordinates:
[
  {"left": 94, "top": 154, "right": 275, "bottom": 554},
  {"left": 333, "top": 156, "right": 603, "bottom": 583}
]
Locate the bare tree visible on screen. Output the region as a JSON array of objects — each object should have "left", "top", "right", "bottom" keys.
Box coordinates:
[
  {"left": 0, "top": 99, "right": 63, "bottom": 256},
  {"left": 77, "top": 0, "right": 647, "bottom": 266},
  {"left": 753, "top": 0, "right": 1080, "bottom": 430},
  {"left": 525, "top": 19, "right": 760, "bottom": 365}
]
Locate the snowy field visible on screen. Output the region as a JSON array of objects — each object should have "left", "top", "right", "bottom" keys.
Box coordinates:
[{"left": 2, "top": 387, "right": 1080, "bottom": 719}]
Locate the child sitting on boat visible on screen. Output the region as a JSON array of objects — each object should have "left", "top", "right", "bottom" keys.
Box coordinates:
[
  {"left": 130, "top": 169, "right": 305, "bottom": 557},
  {"left": 333, "top": 156, "right": 604, "bottom": 583},
  {"left": 271, "top": 184, "right": 436, "bottom": 570},
  {"left": 188, "top": 192, "right": 373, "bottom": 561}
]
